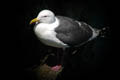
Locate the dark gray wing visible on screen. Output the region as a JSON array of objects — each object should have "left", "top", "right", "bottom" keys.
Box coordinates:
[{"left": 55, "top": 16, "right": 93, "bottom": 47}]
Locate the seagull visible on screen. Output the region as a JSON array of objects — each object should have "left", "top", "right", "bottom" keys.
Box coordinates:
[{"left": 30, "top": 9, "right": 103, "bottom": 71}]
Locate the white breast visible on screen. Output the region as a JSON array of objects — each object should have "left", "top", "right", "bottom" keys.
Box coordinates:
[{"left": 34, "top": 17, "right": 69, "bottom": 48}]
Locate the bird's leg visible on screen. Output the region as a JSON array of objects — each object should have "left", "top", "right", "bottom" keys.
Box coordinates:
[
  {"left": 56, "top": 48, "right": 60, "bottom": 65},
  {"left": 51, "top": 48, "right": 67, "bottom": 71},
  {"left": 51, "top": 48, "right": 62, "bottom": 71},
  {"left": 61, "top": 48, "right": 67, "bottom": 67},
  {"left": 54, "top": 48, "right": 60, "bottom": 65}
]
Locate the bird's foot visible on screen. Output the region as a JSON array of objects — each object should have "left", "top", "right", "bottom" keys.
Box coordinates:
[{"left": 51, "top": 65, "right": 62, "bottom": 71}]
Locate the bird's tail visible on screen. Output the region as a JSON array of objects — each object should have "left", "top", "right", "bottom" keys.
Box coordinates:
[{"left": 97, "top": 26, "right": 110, "bottom": 38}]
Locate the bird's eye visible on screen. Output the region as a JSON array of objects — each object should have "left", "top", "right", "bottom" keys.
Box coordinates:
[{"left": 44, "top": 16, "right": 47, "bottom": 17}]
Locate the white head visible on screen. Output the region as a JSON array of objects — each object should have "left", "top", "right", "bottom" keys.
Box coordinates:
[{"left": 30, "top": 10, "right": 56, "bottom": 24}]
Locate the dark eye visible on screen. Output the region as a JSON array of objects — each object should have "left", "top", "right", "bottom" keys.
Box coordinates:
[{"left": 44, "top": 16, "right": 47, "bottom": 17}]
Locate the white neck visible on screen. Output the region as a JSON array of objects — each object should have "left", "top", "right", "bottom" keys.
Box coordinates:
[{"left": 34, "top": 17, "right": 59, "bottom": 34}]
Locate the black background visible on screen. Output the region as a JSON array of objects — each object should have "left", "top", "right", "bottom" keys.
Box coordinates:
[{"left": 9, "top": 0, "right": 114, "bottom": 80}]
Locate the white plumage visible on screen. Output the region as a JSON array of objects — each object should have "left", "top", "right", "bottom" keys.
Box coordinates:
[{"left": 34, "top": 17, "right": 69, "bottom": 48}]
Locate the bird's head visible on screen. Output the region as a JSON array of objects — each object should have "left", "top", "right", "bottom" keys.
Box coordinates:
[{"left": 30, "top": 10, "right": 56, "bottom": 24}]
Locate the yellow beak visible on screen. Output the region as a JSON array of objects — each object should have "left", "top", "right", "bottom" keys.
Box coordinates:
[{"left": 30, "top": 18, "right": 39, "bottom": 24}]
